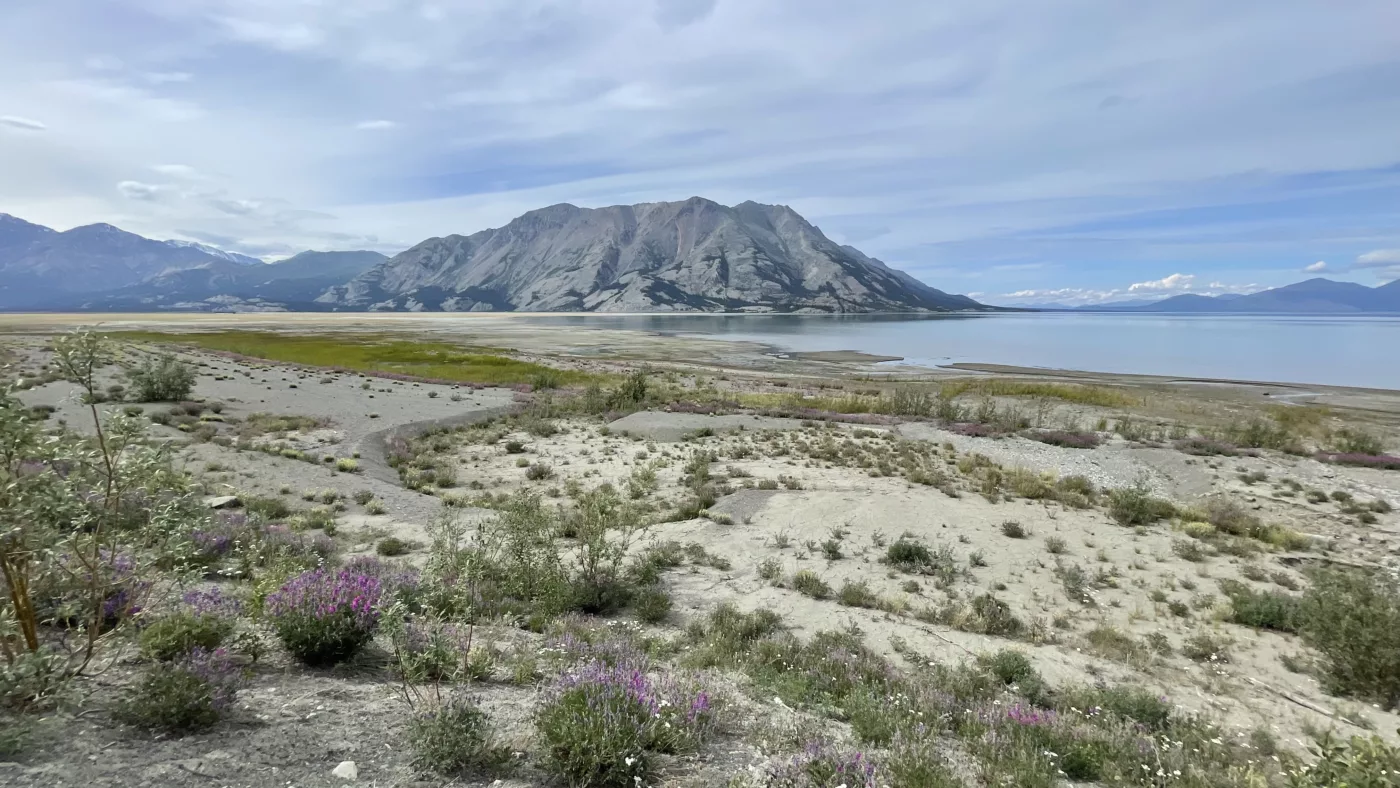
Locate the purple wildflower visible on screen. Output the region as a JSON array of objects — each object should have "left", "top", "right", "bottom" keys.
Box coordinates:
[{"left": 265, "top": 568, "right": 382, "bottom": 665}]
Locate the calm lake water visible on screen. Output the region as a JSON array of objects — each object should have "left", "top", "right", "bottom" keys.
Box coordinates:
[{"left": 527, "top": 313, "right": 1400, "bottom": 390}]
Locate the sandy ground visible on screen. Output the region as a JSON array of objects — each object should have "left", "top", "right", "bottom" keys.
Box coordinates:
[{"left": 5, "top": 325, "right": 1400, "bottom": 786}]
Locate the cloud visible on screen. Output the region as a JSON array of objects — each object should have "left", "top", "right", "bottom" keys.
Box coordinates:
[
  {"left": 1304, "top": 260, "right": 1328, "bottom": 272},
  {"left": 116, "top": 180, "right": 168, "bottom": 201},
  {"left": 0, "top": 115, "right": 46, "bottom": 131},
  {"left": 355, "top": 120, "right": 398, "bottom": 131},
  {"left": 1356, "top": 249, "right": 1400, "bottom": 268},
  {"left": 0, "top": 1, "right": 1398, "bottom": 275},
  {"left": 1128, "top": 273, "right": 1196, "bottom": 293}
]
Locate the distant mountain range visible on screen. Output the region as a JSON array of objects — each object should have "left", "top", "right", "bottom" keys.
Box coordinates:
[
  {"left": 1064, "top": 278, "right": 1400, "bottom": 314},
  {"left": 0, "top": 200, "right": 987, "bottom": 313}
]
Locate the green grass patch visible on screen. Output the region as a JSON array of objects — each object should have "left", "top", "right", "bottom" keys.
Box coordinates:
[
  {"left": 938, "top": 379, "right": 1138, "bottom": 408},
  {"left": 110, "top": 331, "right": 594, "bottom": 387}
]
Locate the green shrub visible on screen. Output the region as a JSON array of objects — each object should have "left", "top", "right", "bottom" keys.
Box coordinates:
[
  {"left": 115, "top": 648, "right": 242, "bottom": 733},
  {"left": 1287, "top": 733, "right": 1400, "bottom": 787},
  {"left": 525, "top": 462, "right": 554, "bottom": 481},
  {"left": 633, "top": 586, "right": 673, "bottom": 624},
  {"left": 1332, "top": 428, "right": 1385, "bottom": 456},
  {"left": 886, "top": 539, "right": 933, "bottom": 570},
  {"left": 407, "top": 693, "right": 509, "bottom": 777},
  {"left": 139, "top": 611, "right": 234, "bottom": 662},
  {"left": 1300, "top": 568, "right": 1400, "bottom": 709},
  {"left": 377, "top": 536, "right": 409, "bottom": 556},
  {"left": 1108, "top": 483, "right": 1176, "bottom": 525},
  {"left": 335, "top": 457, "right": 359, "bottom": 473},
  {"left": 836, "top": 580, "right": 880, "bottom": 608},
  {"left": 126, "top": 354, "right": 197, "bottom": 402},
  {"left": 1219, "top": 579, "right": 1300, "bottom": 632},
  {"left": 791, "top": 570, "right": 831, "bottom": 600},
  {"left": 245, "top": 496, "right": 292, "bottom": 521},
  {"left": 352, "top": 489, "right": 375, "bottom": 506},
  {"left": 1000, "top": 520, "right": 1028, "bottom": 539}
]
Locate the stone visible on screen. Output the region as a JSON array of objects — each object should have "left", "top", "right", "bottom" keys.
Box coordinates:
[
  {"left": 203, "top": 495, "right": 241, "bottom": 510},
  {"left": 332, "top": 761, "right": 358, "bottom": 781}
]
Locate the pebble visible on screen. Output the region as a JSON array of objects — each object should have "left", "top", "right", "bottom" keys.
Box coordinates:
[{"left": 331, "top": 761, "right": 358, "bottom": 781}]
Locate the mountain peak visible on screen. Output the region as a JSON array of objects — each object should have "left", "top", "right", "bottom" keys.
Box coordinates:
[{"left": 320, "top": 197, "right": 987, "bottom": 314}]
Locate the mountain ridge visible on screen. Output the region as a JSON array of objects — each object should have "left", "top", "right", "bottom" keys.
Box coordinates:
[
  {"left": 1072, "top": 278, "right": 1400, "bottom": 314},
  {"left": 320, "top": 197, "right": 983, "bottom": 313}
]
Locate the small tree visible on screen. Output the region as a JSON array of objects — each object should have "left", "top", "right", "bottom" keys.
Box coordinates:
[{"left": 127, "top": 354, "right": 196, "bottom": 402}]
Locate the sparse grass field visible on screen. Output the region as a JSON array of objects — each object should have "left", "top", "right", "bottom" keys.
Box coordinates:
[{"left": 109, "top": 330, "right": 597, "bottom": 387}]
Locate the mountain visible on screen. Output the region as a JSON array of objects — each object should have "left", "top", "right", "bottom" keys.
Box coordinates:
[
  {"left": 0, "top": 220, "right": 231, "bottom": 309},
  {"left": 83, "top": 250, "right": 388, "bottom": 311},
  {"left": 1084, "top": 278, "right": 1400, "bottom": 314},
  {"left": 320, "top": 197, "right": 984, "bottom": 313},
  {"left": 164, "top": 240, "right": 263, "bottom": 266}
]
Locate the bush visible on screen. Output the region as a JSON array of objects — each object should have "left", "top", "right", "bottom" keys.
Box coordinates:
[
  {"left": 377, "top": 536, "right": 409, "bottom": 556},
  {"left": 1300, "top": 568, "right": 1400, "bottom": 708},
  {"left": 391, "top": 616, "right": 475, "bottom": 682},
  {"left": 335, "top": 458, "right": 359, "bottom": 473},
  {"left": 1219, "top": 579, "right": 1301, "bottom": 633},
  {"left": 265, "top": 568, "right": 382, "bottom": 666},
  {"left": 1287, "top": 733, "right": 1400, "bottom": 787},
  {"left": 353, "top": 489, "right": 375, "bottom": 506},
  {"left": 1108, "top": 483, "right": 1176, "bottom": 525},
  {"left": 791, "top": 570, "right": 831, "bottom": 600},
  {"left": 764, "top": 740, "right": 879, "bottom": 787},
  {"left": 1000, "top": 520, "right": 1028, "bottom": 539},
  {"left": 115, "top": 648, "right": 242, "bottom": 733},
  {"left": 1174, "top": 437, "right": 1238, "bottom": 456},
  {"left": 139, "top": 589, "right": 241, "bottom": 661},
  {"left": 407, "top": 692, "right": 509, "bottom": 777},
  {"left": 886, "top": 539, "right": 933, "bottom": 570},
  {"left": 632, "top": 586, "right": 673, "bottom": 624},
  {"left": 1332, "top": 428, "right": 1386, "bottom": 456},
  {"left": 1028, "top": 430, "right": 1101, "bottom": 449},
  {"left": 127, "top": 354, "right": 197, "bottom": 402},
  {"left": 837, "top": 580, "right": 880, "bottom": 609},
  {"left": 245, "top": 496, "right": 292, "bottom": 521},
  {"left": 536, "top": 661, "right": 714, "bottom": 787},
  {"left": 525, "top": 462, "right": 554, "bottom": 481}
]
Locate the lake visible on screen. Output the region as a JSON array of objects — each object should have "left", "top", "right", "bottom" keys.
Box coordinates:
[{"left": 527, "top": 312, "right": 1400, "bottom": 390}]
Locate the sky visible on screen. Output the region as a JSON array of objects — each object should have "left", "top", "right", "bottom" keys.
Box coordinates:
[{"left": 1, "top": 1, "right": 1398, "bottom": 306}]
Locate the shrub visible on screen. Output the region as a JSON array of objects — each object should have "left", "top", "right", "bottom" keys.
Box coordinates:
[
  {"left": 353, "top": 489, "right": 375, "bottom": 506},
  {"left": 1332, "top": 428, "right": 1386, "bottom": 456},
  {"left": 1182, "top": 633, "right": 1230, "bottom": 663},
  {"left": 525, "top": 462, "right": 554, "bottom": 481},
  {"left": 139, "top": 588, "right": 241, "bottom": 661},
  {"left": 1000, "top": 520, "right": 1028, "bottom": 539},
  {"left": 1174, "top": 437, "right": 1238, "bottom": 456},
  {"left": 1108, "top": 483, "right": 1176, "bottom": 525},
  {"left": 536, "top": 661, "right": 714, "bottom": 788},
  {"left": 115, "top": 648, "right": 242, "bottom": 733},
  {"left": 335, "top": 457, "right": 359, "bottom": 473},
  {"left": 126, "top": 354, "right": 197, "bottom": 402},
  {"left": 390, "top": 616, "right": 475, "bottom": 682},
  {"left": 245, "top": 496, "right": 292, "bottom": 521},
  {"left": 791, "top": 570, "right": 831, "bottom": 600},
  {"left": 837, "top": 580, "right": 880, "bottom": 609},
  {"left": 1044, "top": 536, "right": 1067, "bottom": 554},
  {"left": 764, "top": 740, "right": 879, "bottom": 787},
  {"left": 1319, "top": 452, "right": 1400, "bottom": 471},
  {"left": 265, "top": 568, "right": 382, "bottom": 666},
  {"left": 377, "top": 536, "right": 409, "bottom": 556},
  {"left": 886, "top": 539, "right": 933, "bottom": 570},
  {"left": 632, "top": 586, "right": 673, "bottom": 624},
  {"left": 1287, "top": 733, "right": 1400, "bottom": 787},
  {"left": 885, "top": 727, "right": 963, "bottom": 787},
  {"left": 1028, "top": 430, "right": 1101, "bottom": 449},
  {"left": 1218, "top": 579, "right": 1301, "bottom": 633},
  {"left": 1300, "top": 568, "right": 1400, "bottom": 709},
  {"left": 407, "top": 692, "right": 509, "bottom": 777}
]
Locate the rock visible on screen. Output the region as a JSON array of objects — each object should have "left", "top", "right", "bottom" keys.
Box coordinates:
[
  {"left": 332, "top": 761, "right": 358, "bottom": 781},
  {"left": 203, "top": 495, "right": 241, "bottom": 510}
]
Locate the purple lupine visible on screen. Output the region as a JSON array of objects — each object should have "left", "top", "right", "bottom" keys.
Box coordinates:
[
  {"left": 765, "top": 739, "right": 880, "bottom": 787},
  {"left": 265, "top": 568, "right": 382, "bottom": 665},
  {"left": 181, "top": 647, "right": 243, "bottom": 711},
  {"left": 191, "top": 512, "right": 255, "bottom": 562},
  {"left": 1318, "top": 452, "right": 1400, "bottom": 471},
  {"left": 541, "top": 659, "right": 717, "bottom": 756}
]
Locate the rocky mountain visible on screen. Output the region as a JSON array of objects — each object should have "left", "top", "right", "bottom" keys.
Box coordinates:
[
  {"left": 0, "top": 217, "right": 237, "bottom": 309},
  {"left": 163, "top": 240, "right": 263, "bottom": 266},
  {"left": 319, "top": 198, "right": 984, "bottom": 313},
  {"left": 1080, "top": 278, "right": 1400, "bottom": 314},
  {"left": 86, "top": 250, "right": 387, "bottom": 311}
]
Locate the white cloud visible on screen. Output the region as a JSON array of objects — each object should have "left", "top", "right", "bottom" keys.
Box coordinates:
[
  {"left": 0, "top": 115, "right": 46, "bottom": 131},
  {"left": 1128, "top": 273, "right": 1196, "bottom": 293},
  {"left": 116, "top": 180, "right": 168, "bottom": 201},
  {"left": 355, "top": 120, "right": 398, "bottom": 131},
  {"left": 0, "top": 0, "right": 1397, "bottom": 272},
  {"left": 1356, "top": 249, "right": 1400, "bottom": 268},
  {"left": 1304, "top": 260, "right": 1328, "bottom": 272}
]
